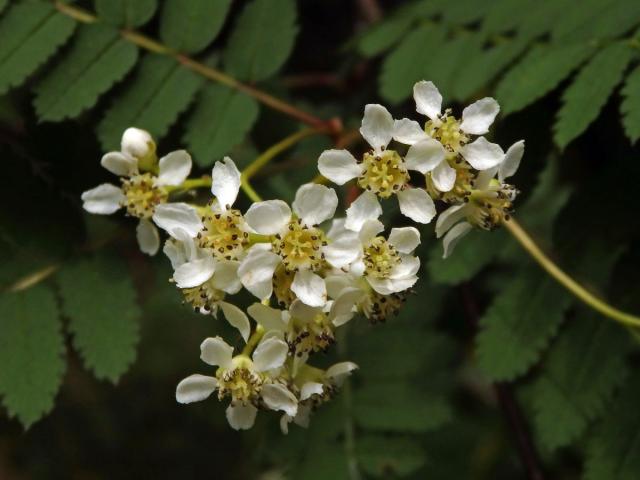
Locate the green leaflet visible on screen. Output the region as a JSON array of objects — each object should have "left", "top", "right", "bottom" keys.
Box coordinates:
[
  {"left": 94, "top": 0, "right": 157, "bottom": 28},
  {"left": 0, "top": 1, "right": 76, "bottom": 95},
  {"left": 621, "top": 65, "right": 640, "bottom": 143},
  {"left": 481, "top": 0, "right": 537, "bottom": 35},
  {"left": 183, "top": 84, "right": 259, "bottom": 167},
  {"left": 357, "top": 14, "right": 415, "bottom": 58},
  {"left": 98, "top": 54, "right": 203, "bottom": 150},
  {"left": 357, "top": 435, "right": 426, "bottom": 477},
  {"left": 475, "top": 267, "right": 572, "bottom": 381},
  {"left": 159, "top": 0, "right": 231, "bottom": 54},
  {"left": 554, "top": 42, "right": 632, "bottom": 148},
  {"left": 530, "top": 313, "right": 631, "bottom": 451},
  {"left": 584, "top": 375, "right": 640, "bottom": 480},
  {"left": 0, "top": 285, "right": 65, "bottom": 428},
  {"left": 223, "top": 0, "right": 298, "bottom": 82},
  {"left": 379, "top": 25, "right": 446, "bottom": 104},
  {"left": 496, "top": 42, "right": 593, "bottom": 115},
  {"left": 33, "top": 24, "right": 138, "bottom": 121},
  {"left": 57, "top": 253, "right": 141, "bottom": 383}
]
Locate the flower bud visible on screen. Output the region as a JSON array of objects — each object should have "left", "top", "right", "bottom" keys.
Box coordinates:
[{"left": 121, "top": 127, "right": 156, "bottom": 170}]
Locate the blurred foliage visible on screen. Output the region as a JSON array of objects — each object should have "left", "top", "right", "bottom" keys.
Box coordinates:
[{"left": 0, "top": 0, "right": 639, "bottom": 479}]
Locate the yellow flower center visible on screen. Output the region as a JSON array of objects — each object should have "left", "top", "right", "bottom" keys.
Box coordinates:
[
  {"left": 273, "top": 220, "right": 327, "bottom": 272},
  {"left": 467, "top": 181, "right": 518, "bottom": 230},
  {"left": 121, "top": 173, "right": 167, "bottom": 218},
  {"left": 363, "top": 236, "right": 400, "bottom": 279},
  {"left": 357, "top": 150, "right": 409, "bottom": 199},
  {"left": 181, "top": 278, "right": 225, "bottom": 313},
  {"left": 361, "top": 290, "right": 408, "bottom": 324},
  {"left": 217, "top": 357, "right": 262, "bottom": 404},
  {"left": 273, "top": 264, "right": 296, "bottom": 308},
  {"left": 197, "top": 208, "right": 248, "bottom": 260},
  {"left": 288, "top": 313, "right": 335, "bottom": 356},
  {"left": 426, "top": 113, "right": 468, "bottom": 152}
]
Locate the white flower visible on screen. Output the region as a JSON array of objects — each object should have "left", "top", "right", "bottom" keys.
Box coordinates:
[
  {"left": 435, "top": 153, "right": 523, "bottom": 258},
  {"left": 239, "top": 183, "right": 338, "bottom": 307},
  {"left": 176, "top": 335, "right": 297, "bottom": 431},
  {"left": 393, "top": 81, "right": 505, "bottom": 189},
  {"left": 318, "top": 104, "right": 436, "bottom": 225},
  {"left": 324, "top": 218, "right": 421, "bottom": 295},
  {"left": 280, "top": 361, "right": 358, "bottom": 434},
  {"left": 81, "top": 129, "right": 193, "bottom": 255}
]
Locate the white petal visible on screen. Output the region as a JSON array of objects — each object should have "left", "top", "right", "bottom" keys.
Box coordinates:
[
  {"left": 460, "top": 97, "right": 500, "bottom": 135},
  {"left": 345, "top": 191, "right": 382, "bottom": 232},
  {"left": 244, "top": 200, "right": 291, "bottom": 235},
  {"left": 100, "top": 151, "right": 137, "bottom": 177},
  {"left": 156, "top": 150, "right": 192, "bottom": 186},
  {"left": 326, "top": 362, "right": 358, "bottom": 386},
  {"left": 200, "top": 336, "right": 233, "bottom": 368},
  {"left": 300, "top": 382, "right": 324, "bottom": 401},
  {"left": 317, "top": 149, "right": 362, "bottom": 185},
  {"left": 280, "top": 414, "right": 292, "bottom": 434},
  {"left": 81, "top": 184, "right": 124, "bottom": 214},
  {"left": 261, "top": 383, "right": 298, "bottom": 417},
  {"left": 163, "top": 239, "right": 187, "bottom": 269},
  {"left": 252, "top": 336, "right": 288, "bottom": 372},
  {"left": 442, "top": 222, "right": 473, "bottom": 258},
  {"left": 324, "top": 232, "right": 361, "bottom": 269},
  {"left": 218, "top": 301, "right": 250, "bottom": 342},
  {"left": 350, "top": 259, "right": 366, "bottom": 277},
  {"left": 390, "top": 254, "right": 420, "bottom": 279},
  {"left": 397, "top": 188, "right": 436, "bottom": 224},
  {"left": 211, "top": 157, "right": 241, "bottom": 210},
  {"left": 388, "top": 227, "right": 420, "bottom": 254},
  {"left": 248, "top": 303, "right": 287, "bottom": 332},
  {"left": 360, "top": 104, "right": 394, "bottom": 151},
  {"left": 325, "top": 274, "right": 356, "bottom": 299},
  {"left": 289, "top": 299, "right": 322, "bottom": 323},
  {"left": 431, "top": 160, "right": 457, "bottom": 192},
  {"left": 330, "top": 287, "right": 364, "bottom": 326},
  {"left": 413, "top": 80, "right": 442, "bottom": 120},
  {"left": 121, "top": 127, "right": 155, "bottom": 160},
  {"left": 136, "top": 219, "right": 160, "bottom": 255},
  {"left": 367, "top": 275, "right": 418, "bottom": 295},
  {"left": 405, "top": 138, "right": 446, "bottom": 174},
  {"left": 435, "top": 204, "right": 468, "bottom": 238},
  {"left": 226, "top": 403, "right": 257, "bottom": 430},
  {"left": 499, "top": 140, "right": 525, "bottom": 181},
  {"left": 393, "top": 118, "right": 428, "bottom": 145},
  {"left": 460, "top": 137, "right": 504, "bottom": 171},
  {"left": 176, "top": 374, "right": 218, "bottom": 404},
  {"left": 152, "top": 202, "right": 203, "bottom": 238},
  {"left": 209, "top": 260, "right": 240, "bottom": 294},
  {"left": 173, "top": 256, "right": 215, "bottom": 288},
  {"left": 291, "top": 270, "right": 327, "bottom": 307},
  {"left": 292, "top": 183, "right": 338, "bottom": 226},
  {"left": 358, "top": 218, "right": 384, "bottom": 244},
  {"left": 237, "top": 246, "right": 280, "bottom": 300}
]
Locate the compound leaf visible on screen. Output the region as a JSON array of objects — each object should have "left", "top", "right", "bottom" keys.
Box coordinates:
[
  {"left": 621, "top": 64, "right": 640, "bottom": 143},
  {"left": 94, "top": 0, "right": 157, "bottom": 28}
]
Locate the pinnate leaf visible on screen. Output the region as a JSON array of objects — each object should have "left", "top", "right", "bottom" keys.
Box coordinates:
[
  {"left": 554, "top": 41, "right": 632, "bottom": 148},
  {"left": 33, "top": 24, "right": 138, "bottom": 121},
  {"left": 159, "top": 0, "right": 232, "bottom": 54},
  {"left": 94, "top": 0, "right": 157, "bottom": 28},
  {"left": 475, "top": 268, "right": 572, "bottom": 381},
  {"left": 223, "top": 0, "right": 298, "bottom": 82},
  {"left": 621, "top": 64, "right": 640, "bottom": 143},
  {"left": 184, "top": 84, "right": 259, "bottom": 167},
  {"left": 0, "top": 285, "right": 65, "bottom": 428},
  {"left": 496, "top": 42, "right": 593, "bottom": 114},
  {"left": 584, "top": 375, "right": 640, "bottom": 480},
  {"left": 0, "top": 1, "right": 76, "bottom": 94},
  {"left": 98, "top": 54, "right": 202, "bottom": 150},
  {"left": 531, "top": 313, "right": 631, "bottom": 451},
  {"left": 57, "top": 253, "right": 140, "bottom": 382}
]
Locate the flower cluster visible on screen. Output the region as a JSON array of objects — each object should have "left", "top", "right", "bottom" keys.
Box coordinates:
[{"left": 81, "top": 80, "right": 524, "bottom": 432}]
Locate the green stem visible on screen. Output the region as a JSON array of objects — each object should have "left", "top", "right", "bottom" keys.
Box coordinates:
[
  {"left": 240, "top": 181, "right": 263, "bottom": 203},
  {"left": 166, "top": 177, "right": 212, "bottom": 194},
  {"left": 504, "top": 218, "right": 640, "bottom": 329},
  {"left": 52, "top": 2, "right": 339, "bottom": 133},
  {"left": 241, "top": 325, "right": 265, "bottom": 356}
]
